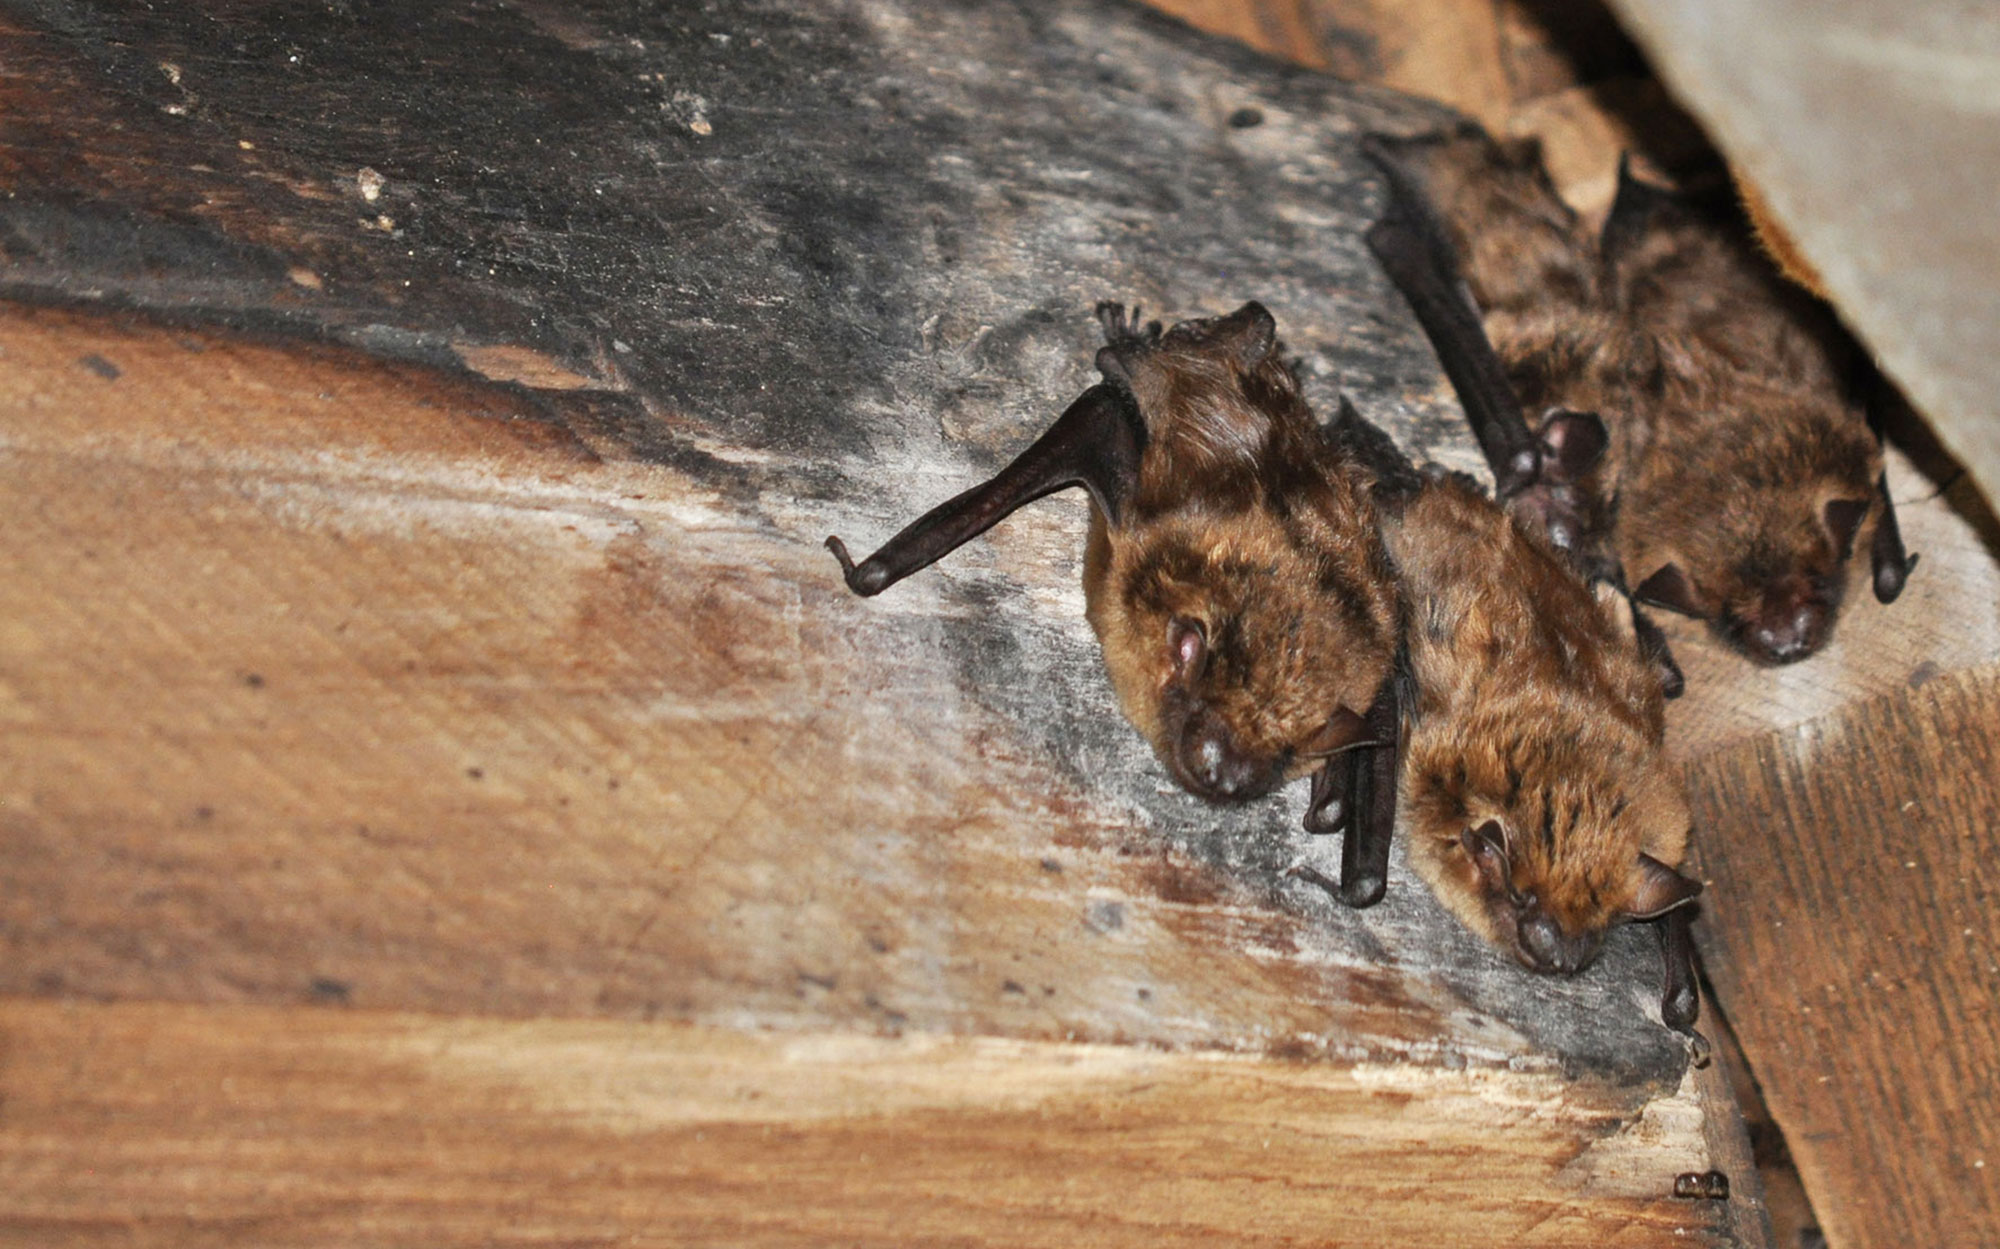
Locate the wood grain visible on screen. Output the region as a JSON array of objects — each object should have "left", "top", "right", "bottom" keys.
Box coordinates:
[
  {"left": 0, "top": 290, "right": 1757, "bottom": 1244},
  {"left": 1685, "top": 663, "right": 2000, "bottom": 1248},
  {"left": 0, "top": 998, "right": 1744, "bottom": 1248}
]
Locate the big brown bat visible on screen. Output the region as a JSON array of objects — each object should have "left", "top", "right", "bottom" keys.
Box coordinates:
[
  {"left": 828, "top": 301, "right": 1403, "bottom": 904},
  {"left": 1307, "top": 402, "right": 1707, "bottom": 1048},
  {"left": 1361, "top": 124, "right": 1914, "bottom": 670}
]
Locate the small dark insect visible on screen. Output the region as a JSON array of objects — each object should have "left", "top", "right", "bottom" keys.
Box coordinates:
[
  {"left": 1673, "top": 1169, "right": 1731, "bottom": 1200},
  {"left": 828, "top": 302, "right": 1402, "bottom": 897},
  {"left": 1361, "top": 124, "right": 1914, "bottom": 671}
]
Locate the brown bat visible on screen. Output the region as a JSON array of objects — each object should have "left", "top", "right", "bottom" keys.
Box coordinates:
[
  {"left": 828, "top": 301, "right": 1404, "bottom": 904},
  {"left": 1362, "top": 124, "right": 1913, "bottom": 670},
  {"left": 1312, "top": 403, "right": 1707, "bottom": 1049}
]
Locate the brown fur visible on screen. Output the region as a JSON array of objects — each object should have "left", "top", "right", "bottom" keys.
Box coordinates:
[
  {"left": 1388, "top": 476, "right": 1689, "bottom": 969},
  {"left": 1389, "top": 128, "right": 1884, "bottom": 663},
  {"left": 1085, "top": 309, "right": 1401, "bottom": 799}
]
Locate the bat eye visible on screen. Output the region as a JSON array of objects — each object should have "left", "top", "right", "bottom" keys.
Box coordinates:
[
  {"left": 1460, "top": 820, "right": 1513, "bottom": 896},
  {"left": 1167, "top": 616, "right": 1208, "bottom": 681}
]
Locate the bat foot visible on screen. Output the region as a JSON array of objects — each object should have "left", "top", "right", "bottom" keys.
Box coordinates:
[
  {"left": 1677, "top": 1026, "right": 1713, "bottom": 1069},
  {"left": 825, "top": 535, "right": 889, "bottom": 596},
  {"left": 1339, "top": 871, "right": 1386, "bottom": 909},
  {"left": 1874, "top": 549, "right": 1918, "bottom": 604},
  {"left": 1288, "top": 862, "right": 1381, "bottom": 908}
]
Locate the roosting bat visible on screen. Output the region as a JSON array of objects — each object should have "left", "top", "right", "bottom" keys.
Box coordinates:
[
  {"left": 1314, "top": 402, "right": 1707, "bottom": 1050},
  {"left": 1362, "top": 124, "right": 1914, "bottom": 669},
  {"left": 827, "top": 301, "right": 1404, "bottom": 904}
]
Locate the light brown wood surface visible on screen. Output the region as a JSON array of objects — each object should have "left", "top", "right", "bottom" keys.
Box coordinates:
[
  {"left": 1686, "top": 664, "right": 2000, "bottom": 1248},
  {"left": 0, "top": 301, "right": 1758, "bottom": 1244},
  {"left": 0, "top": 998, "right": 1735, "bottom": 1249}
]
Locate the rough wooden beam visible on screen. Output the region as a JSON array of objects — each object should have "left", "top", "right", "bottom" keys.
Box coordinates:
[
  {"left": 0, "top": 998, "right": 1736, "bottom": 1248},
  {"left": 1686, "top": 663, "right": 2000, "bottom": 1248},
  {"left": 0, "top": 0, "right": 1772, "bottom": 1238}
]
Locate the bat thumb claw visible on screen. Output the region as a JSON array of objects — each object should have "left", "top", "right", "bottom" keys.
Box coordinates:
[{"left": 825, "top": 535, "right": 890, "bottom": 596}]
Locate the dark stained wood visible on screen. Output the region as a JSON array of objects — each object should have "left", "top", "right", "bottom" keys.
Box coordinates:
[
  {"left": 1685, "top": 663, "right": 2000, "bottom": 1248},
  {"left": 0, "top": 0, "right": 1783, "bottom": 1240}
]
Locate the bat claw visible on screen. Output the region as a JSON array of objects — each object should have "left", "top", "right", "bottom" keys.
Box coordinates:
[{"left": 826, "top": 535, "right": 890, "bottom": 596}]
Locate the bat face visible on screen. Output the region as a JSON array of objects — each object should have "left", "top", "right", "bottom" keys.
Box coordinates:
[
  {"left": 1406, "top": 756, "right": 1696, "bottom": 975},
  {"left": 1391, "top": 479, "right": 1700, "bottom": 975},
  {"left": 829, "top": 300, "right": 1397, "bottom": 811},
  {"left": 1624, "top": 390, "right": 1882, "bottom": 664},
  {"left": 1086, "top": 512, "right": 1391, "bottom": 804}
]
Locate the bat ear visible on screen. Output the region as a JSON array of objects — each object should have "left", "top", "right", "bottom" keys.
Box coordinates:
[
  {"left": 1535, "top": 409, "right": 1608, "bottom": 482},
  {"left": 1212, "top": 301, "right": 1279, "bottom": 369},
  {"left": 1601, "top": 153, "right": 1675, "bottom": 261},
  {"left": 1627, "top": 854, "right": 1702, "bottom": 920},
  {"left": 1167, "top": 616, "right": 1209, "bottom": 682},
  {"left": 826, "top": 382, "right": 1147, "bottom": 596},
  {"left": 1299, "top": 705, "right": 1368, "bottom": 758},
  {"left": 1633, "top": 562, "right": 1705, "bottom": 618},
  {"left": 1823, "top": 496, "right": 1870, "bottom": 559},
  {"left": 1460, "top": 820, "right": 1515, "bottom": 898}
]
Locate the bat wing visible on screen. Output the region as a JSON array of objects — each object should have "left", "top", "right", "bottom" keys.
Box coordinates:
[
  {"left": 827, "top": 381, "right": 1147, "bottom": 596},
  {"left": 1362, "top": 135, "right": 1541, "bottom": 499}
]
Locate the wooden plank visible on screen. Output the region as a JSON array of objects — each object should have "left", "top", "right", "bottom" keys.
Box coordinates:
[
  {"left": 0, "top": 293, "right": 1759, "bottom": 1244},
  {"left": 1607, "top": 0, "right": 2000, "bottom": 514},
  {"left": 1685, "top": 663, "right": 2000, "bottom": 1248},
  {"left": 0, "top": 997, "right": 1744, "bottom": 1248}
]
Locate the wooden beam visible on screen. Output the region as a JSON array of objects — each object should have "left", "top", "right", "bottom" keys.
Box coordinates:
[
  {"left": 0, "top": 998, "right": 1741, "bottom": 1248},
  {"left": 1686, "top": 663, "right": 2000, "bottom": 1248}
]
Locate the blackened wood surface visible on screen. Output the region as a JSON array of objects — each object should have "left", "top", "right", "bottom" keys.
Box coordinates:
[
  {"left": 1685, "top": 663, "right": 2000, "bottom": 1249},
  {"left": 0, "top": 0, "right": 1715, "bottom": 1077}
]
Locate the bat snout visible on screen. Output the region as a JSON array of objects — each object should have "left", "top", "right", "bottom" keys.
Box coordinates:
[
  {"left": 1743, "top": 590, "right": 1830, "bottom": 665},
  {"left": 1170, "top": 710, "right": 1280, "bottom": 804},
  {"left": 1516, "top": 911, "right": 1601, "bottom": 975}
]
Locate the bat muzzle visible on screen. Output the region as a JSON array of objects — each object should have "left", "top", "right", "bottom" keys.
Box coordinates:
[
  {"left": 1515, "top": 912, "right": 1603, "bottom": 976},
  {"left": 1168, "top": 707, "right": 1283, "bottom": 804}
]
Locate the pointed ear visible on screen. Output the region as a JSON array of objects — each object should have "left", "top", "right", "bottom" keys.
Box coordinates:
[
  {"left": 1536, "top": 409, "right": 1608, "bottom": 482},
  {"left": 1627, "top": 854, "right": 1702, "bottom": 920},
  {"left": 1299, "top": 705, "right": 1367, "bottom": 758},
  {"left": 1823, "top": 496, "right": 1870, "bottom": 560},
  {"left": 1213, "top": 301, "right": 1278, "bottom": 369},
  {"left": 1590, "top": 579, "right": 1638, "bottom": 641},
  {"left": 827, "top": 382, "right": 1147, "bottom": 596},
  {"left": 1601, "top": 153, "right": 1675, "bottom": 261},
  {"left": 1633, "top": 562, "right": 1705, "bottom": 618}
]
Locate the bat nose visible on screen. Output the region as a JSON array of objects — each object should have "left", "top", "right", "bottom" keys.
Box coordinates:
[
  {"left": 1517, "top": 912, "right": 1599, "bottom": 974},
  {"left": 1750, "top": 600, "right": 1825, "bottom": 663},
  {"left": 1175, "top": 714, "right": 1268, "bottom": 803}
]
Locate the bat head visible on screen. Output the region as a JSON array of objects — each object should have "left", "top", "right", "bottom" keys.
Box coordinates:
[
  {"left": 1454, "top": 817, "right": 1701, "bottom": 975},
  {"left": 1624, "top": 389, "right": 1880, "bottom": 666},
  {"left": 1085, "top": 301, "right": 1398, "bottom": 806},
  {"left": 1089, "top": 518, "right": 1392, "bottom": 806},
  {"left": 1409, "top": 754, "right": 1701, "bottom": 975}
]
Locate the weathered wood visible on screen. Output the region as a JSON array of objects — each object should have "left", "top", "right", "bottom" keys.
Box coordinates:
[
  {"left": 0, "top": 998, "right": 1739, "bottom": 1249},
  {"left": 1685, "top": 663, "right": 2000, "bottom": 1249},
  {"left": 0, "top": 0, "right": 1773, "bottom": 1239},
  {"left": 0, "top": 294, "right": 1758, "bottom": 1247},
  {"left": 1606, "top": 0, "right": 2000, "bottom": 514}
]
